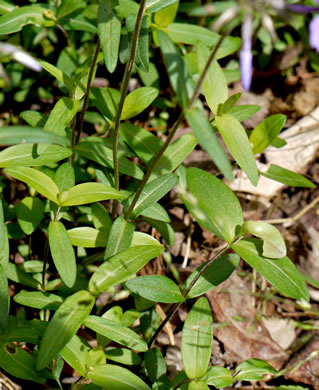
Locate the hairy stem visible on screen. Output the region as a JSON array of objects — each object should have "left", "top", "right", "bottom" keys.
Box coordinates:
[{"left": 125, "top": 33, "right": 227, "bottom": 221}]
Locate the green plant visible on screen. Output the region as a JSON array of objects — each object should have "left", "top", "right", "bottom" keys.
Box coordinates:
[{"left": 0, "top": 0, "right": 316, "bottom": 389}]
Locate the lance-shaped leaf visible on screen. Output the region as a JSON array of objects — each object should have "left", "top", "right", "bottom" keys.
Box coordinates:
[
  {"left": 141, "top": 202, "right": 170, "bottom": 222},
  {"left": 200, "top": 366, "right": 234, "bottom": 388},
  {"left": 38, "top": 60, "right": 74, "bottom": 92},
  {"left": 240, "top": 220, "right": 286, "bottom": 258},
  {"left": 189, "top": 381, "right": 210, "bottom": 390},
  {"left": 104, "top": 216, "right": 134, "bottom": 259},
  {"left": 55, "top": 162, "right": 75, "bottom": 192},
  {"left": 144, "top": 217, "right": 176, "bottom": 246},
  {"left": 232, "top": 238, "right": 309, "bottom": 301},
  {"left": 84, "top": 315, "right": 147, "bottom": 351},
  {"left": 136, "top": 14, "right": 149, "bottom": 72},
  {"left": 92, "top": 87, "right": 120, "bottom": 123},
  {"left": 0, "top": 199, "right": 8, "bottom": 270},
  {"left": 145, "top": 348, "right": 167, "bottom": 383},
  {"left": 122, "top": 87, "right": 158, "bottom": 120},
  {"left": 131, "top": 232, "right": 163, "bottom": 248},
  {"left": 231, "top": 105, "right": 261, "bottom": 122},
  {"left": 182, "top": 297, "right": 213, "bottom": 379},
  {"left": 0, "top": 265, "right": 9, "bottom": 333},
  {"left": 149, "top": 133, "right": 197, "bottom": 180},
  {"left": 126, "top": 275, "right": 184, "bottom": 303},
  {"left": 85, "top": 364, "right": 151, "bottom": 390},
  {"left": 98, "top": 0, "right": 121, "bottom": 73},
  {"left": 37, "top": 290, "right": 95, "bottom": 370},
  {"left": 59, "top": 182, "right": 125, "bottom": 206},
  {"left": 185, "top": 167, "right": 243, "bottom": 243},
  {"left": 56, "top": 0, "right": 85, "bottom": 20},
  {"left": 68, "top": 227, "right": 107, "bottom": 248},
  {"left": 20, "top": 110, "right": 47, "bottom": 127},
  {"left": 5, "top": 263, "right": 41, "bottom": 290},
  {"left": 185, "top": 254, "right": 240, "bottom": 299},
  {"left": 0, "top": 126, "right": 68, "bottom": 146},
  {"left": 89, "top": 245, "right": 163, "bottom": 295},
  {"left": 154, "top": 1, "right": 179, "bottom": 27},
  {"left": 127, "top": 173, "right": 178, "bottom": 219},
  {"left": 49, "top": 221, "right": 77, "bottom": 288},
  {"left": 234, "top": 358, "right": 277, "bottom": 381},
  {"left": 60, "top": 335, "right": 90, "bottom": 377},
  {"left": 186, "top": 107, "right": 232, "bottom": 182},
  {"left": 0, "top": 143, "right": 72, "bottom": 168},
  {"left": 16, "top": 197, "right": 44, "bottom": 235},
  {"left": 14, "top": 290, "right": 63, "bottom": 310},
  {"left": 249, "top": 114, "right": 286, "bottom": 154},
  {"left": 215, "top": 114, "right": 258, "bottom": 186},
  {"left": 105, "top": 348, "right": 141, "bottom": 366},
  {"left": 197, "top": 42, "right": 227, "bottom": 115},
  {"left": 92, "top": 202, "right": 112, "bottom": 237},
  {"left": 4, "top": 167, "right": 59, "bottom": 204},
  {"left": 146, "top": 0, "right": 178, "bottom": 13},
  {"left": 261, "top": 164, "right": 316, "bottom": 188}
]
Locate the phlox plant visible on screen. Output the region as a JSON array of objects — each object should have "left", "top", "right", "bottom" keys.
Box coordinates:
[{"left": 0, "top": 0, "right": 317, "bottom": 389}]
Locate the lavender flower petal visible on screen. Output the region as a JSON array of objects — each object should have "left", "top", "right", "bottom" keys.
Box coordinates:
[
  {"left": 310, "top": 15, "right": 319, "bottom": 51},
  {"left": 286, "top": 4, "right": 319, "bottom": 13},
  {"left": 240, "top": 49, "right": 253, "bottom": 91}
]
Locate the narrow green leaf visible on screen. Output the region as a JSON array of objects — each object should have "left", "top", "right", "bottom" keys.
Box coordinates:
[
  {"left": 0, "top": 143, "right": 72, "bottom": 168},
  {"left": 68, "top": 227, "right": 107, "bottom": 248},
  {"left": 0, "top": 199, "right": 8, "bottom": 270},
  {"left": 84, "top": 315, "right": 148, "bottom": 351},
  {"left": 16, "top": 197, "right": 44, "bottom": 235},
  {"left": 49, "top": 221, "right": 77, "bottom": 288},
  {"left": 197, "top": 42, "right": 227, "bottom": 114},
  {"left": 85, "top": 364, "right": 151, "bottom": 390},
  {"left": 146, "top": 0, "right": 178, "bottom": 12},
  {"left": 140, "top": 202, "right": 170, "bottom": 222},
  {"left": 261, "top": 164, "right": 316, "bottom": 188},
  {"left": 97, "top": 306, "right": 123, "bottom": 348},
  {"left": 186, "top": 107, "right": 232, "bottom": 182},
  {"left": 37, "top": 290, "right": 95, "bottom": 370},
  {"left": 0, "top": 126, "right": 68, "bottom": 146},
  {"left": 136, "top": 15, "right": 149, "bottom": 72},
  {"left": 128, "top": 173, "right": 178, "bottom": 219},
  {"left": 232, "top": 238, "right": 309, "bottom": 301},
  {"left": 104, "top": 216, "right": 134, "bottom": 259},
  {"left": 200, "top": 366, "right": 233, "bottom": 388},
  {"left": 92, "top": 87, "right": 120, "bottom": 123},
  {"left": 182, "top": 297, "right": 213, "bottom": 379},
  {"left": 55, "top": 162, "right": 75, "bottom": 192},
  {"left": 38, "top": 60, "right": 74, "bottom": 92},
  {"left": 131, "top": 232, "right": 163, "bottom": 248},
  {"left": 60, "top": 335, "right": 90, "bottom": 377},
  {"left": 249, "top": 114, "right": 286, "bottom": 154},
  {"left": 20, "top": 111, "right": 47, "bottom": 128},
  {"left": 185, "top": 167, "right": 243, "bottom": 243},
  {"left": 44, "top": 97, "right": 80, "bottom": 136},
  {"left": 234, "top": 358, "right": 277, "bottom": 381},
  {"left": 188, "top": 381, "right": 210, "bottom": 390},
  {"left": 185, "top": 254, "right": 240, "bottom": 299},
  {"left": 19, "top": 260, "right": 46, "bottom": 274},
  {"left": 5, "top": 263, "right": 41, "bottom": 290},
  {"left": 215, "top": 114, "right": 258, "bottom": 186},
  {"left": 89, "top": 245, "right": 163, "bottom": 295},
  {"left": 122, "top": 87, "right": 159, "bottom": 120},
  {"left": 59, "top": 182, "right": 125, "bottom": 206},
  {"left": 154, "top": 1, "right": 179, "bottom": 26},
  {"left": 14, "top": 290, "right": 63, "bottom": 310},
  {"left": 145, "top": 348, "right": 167, "bottom": 382},
  {"left": 98, "top": 0, "right": 121, "bottom": 73},
  {"left": 5, "top": 167, "right": 59, "bottom": 204},
  {"left": 231, "top": 105, "right": 261, "bottom": 122},
  {"left": 150, "top": 133, "right": 197, "bottom": 180},
  {"left": 56, "top": 0, "right": 85, "bottom": 20},
  {"left": 0, "top": 265, "right": 9, "bottom": 332},
  {"left": 92, "top": 202, "right": 112, "bottom": 235},
  {"left": 105, "top": 348, "right": 141, "bottom": 365},
  {"left": 220, "top": 93, "right": 241, "bottom": 115},
  {"left": 143, "top": 217, "right": 176, "bottom": 246},
  {"left": 241, "top": 220, "right": 287, "bottom": 258}
]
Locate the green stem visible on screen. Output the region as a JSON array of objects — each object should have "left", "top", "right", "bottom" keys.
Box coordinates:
[
  {"left": 125, "top": 33, "right": 227, "bottom": 221},
  {"left": 41, "top": 238, "right": 49, "bottom": 291},
  {"left": 112, "top": 0, "right": 147, "bottom": 195}
]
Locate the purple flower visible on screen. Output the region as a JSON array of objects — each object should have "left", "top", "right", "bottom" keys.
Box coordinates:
[
  {"left": 240, "top": 13, "right": 253, "bottom": 91},
  {"left": 310, "top": 15, "right": 319, "bottom": 51}
]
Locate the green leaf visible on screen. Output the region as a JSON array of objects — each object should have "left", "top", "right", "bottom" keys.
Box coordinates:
[
  {"left": 59, "top": 182, "right": 125, "bottom": 206},
  {"left": 186, "top": 107, "right": 232, "bottom": 182},
  {"left": 140, "top": 202, "right": 170, "bottom": 222},
  {"left": 85, "top": 364, "right": 151, "bottom": 390},
  {"left": 60, "top": 335, "right": 90, "bottom": 377},
  {"left": 16, "top": 197, "right": 44, "bottom": 235},
  {"left": 55, "top": 162, "right": 75, "bottom": 192},
  {"left": 49, "top": 221, "right": 77, "bottom": 288},
  {"left": 84, "top": 315, "right": 148, "bottom": 352},
  {"left": 219, "top": 93, "right": 241, "bottom": 115},
  {"left": 4, "top": 167, "right": 59, "bottom": 203},
  {"left": 75, "top": 141, "right": 144, "bottom": 180},
  {"left": 44, "top": 97, "right": 80, "bottom": 136},
  {"left": 157, "top": 30, "right": 192, "bottom": 107},
  {"left": 0, "top": 143, "right": 72, "bottom": 168},
  {"left": 261, "top": 164, "right": 315, "bottom": 188},
  {"left": 104, "top": 216, "right": 134, "bottom": 259},
  {"left": 0, "top": 265, "right": 9, "bottom": 332},
  {"left": 185, "top": 167, "right": 243, "bottom": 243},
  {"left": 89, "top": 245, "right": 163, "bottom": 295},
  {"left": 126, "top": 275, "right": 184, "bottom": 303},
  {"left": 98, "top": 0, "right": 121, "bottom": 73},
  {"left": 232, "top": 238, "right": 309, "bottom": 301},
  {"left": 68, "top": 227, "right": 107, "bottom": 248},
  {"left": 188, "top": 381, "right": 210, "bottom": 390},
  {"left": 143, "top": 218, "right": 176, "bottom": 246},
  {"left": 56, "top": 0, "right": 85, "bottom": 20},
  {"left": 182, "top": 297, "right": 213, "bottom": 379},
  {"left": 128, "top": 173, "right": 178, "bottom": 219},
  {"left": 0, "top": 0, "right": 15, "bottom": 14},
  {"left": 0, "top": 199, "right": 9, "bottom": 270},
  {"left": 0, "top": 342, "right": 45, "bottom": 383},
  {"left": 249, "top": 114, "right": 286, "bottom": 154},
  {"left": 0, "top": 5, "right": 55, "bottom": 35},
  {"left": 231, "top": 105, "right": 261, "bottom": 122},
  {"left": 200, "top": 366, "right": 233, "bottom": 388},
  {"left": 105, "top": 348, "right": 141, "bottom": 366},
  {"left": 136, "top": 15, "right": 149, "bottom": 72},
  {"left": 185, "top": 254, "right": 240, "bottom": 299},
  {"left": 13, "top": 290, "right": 63, "bottom": 310},
  {"left": 240, "top": 220, "right": 287, "bottom": 258},
  {"left": 131, "top": 232, "right": 163, "bottom": 248},
  {"left": 20, "top": 110, "right": 47, "bottom": 127},
  {"left": 150, "top": 133, "right": 197, "bottom": 180},
  {"left": 37, "top": 290, "right": 95, "bottom": 370},
  {"left": 154, "top": 1, "right": 179, "bottom": 27},
  {"left": 19, "top": 260, "right": 46, "bottom": 274},
  {"left": 97, "top": 306, "right": 123, "bottom": 348},
  {"left": 145, "top": 348, "right": 167, "bottom": 382},
  {"left": 215, "top": 114, "right": 258, "bottom": 186},
  {"left": 92, "top": 87, "right": 120, "bottom": 123},
  {"left": 119, "top": 123, "right": 163, "bottom": 164},
  {"left": 38, "top": 60, "right": 74, "bottom": 92},
  {"left": 0, "top": 126, "right": 69, "bottom": 146},
  {"left": 92, "top": 202, "right": 112, "bottom": 235},
  {"left": 122, "top": 87, "right": 159, "bottom": 120},
  {"left": 234, "top": 358, "right": 277, "bottom": 381},
  {"left": 197, "top": 42, "right": 227, "bottom": 114},
  {"left": 5, "top": 263, "right": 41, "bottom": 290},
  {"left": 146, "top": 0, "right": 178, "bottom": 12}
]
